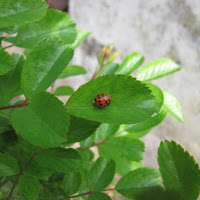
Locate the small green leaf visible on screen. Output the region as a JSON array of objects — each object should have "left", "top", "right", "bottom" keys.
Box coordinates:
[
  {"left": 71, "top": 29, "right": 90, "bottom": 49},
  {"left": 116, "top": 52, "right": 144, "bottom": 75},
  {"left": 97, "top": 63, "right": 119, "bottom": 77},
  {"left": 19, "top": 175, "right": 39, "bottom": 200},
  {"left": 0, "top": 152, "right": 19, "bottom": 176},
  {"left": 99, "top": 137, "right": 144, "bottom": 175},
  {"left": 0, "top": 0, "right": 48, "bottom": 28},
  {"left": 0, "top": 53, "right": 24, "bottom": 106},
  {"left": 63, "top": 172, "right": 82, "bottom": 195},
  {"left": 66, "top": 116, "right": 100, "bottom": 143},
  {"left": 106, "top": 51, "right": 121, "bottom": 64},
  {"left": 80, "top": 134, "right": 95, "bottom": 149},
  {"left": 21, "top": 37, "right": 74, "bottom": 98},
  {"left": 15, "top": 9, "right": 76, "bottom": 48},
  {"left": 137, "top": 58, "right": 181, "bottom": 81},
  {"left": 0, "top": 110, "right": 11, "bottom": 134},
  {"left": 158, "top": 140, "right": 200, "bottom": 200},
  {"left": 66, "top": 75, "right": 158, "bottom": 124},
  {"left": 88, "top": 157, "right": 116, "bottom": 191},
  {"left": 162, "top": 90, "right": 184, "bottom": 122},
  {"left": 95, "top": 123, "right": 120, "bottom": 142},
  {"left": 59, "top": 65, "right": 87, "bottom": 79},
  {"left": 2, "top": 36, "right": 16, "bottom": 43},
  {"left": 11, "top": 92, "right": 69, "bottom": 148},
  {"left": 87, "top": 192, "right": 112, "bottom": 200},
  {"left": 0, "top": 49, "right": 13, "bottom": 75},
  {"left": 35, "top": 148, "right": 82, "bottom": 173},
  {"left": 116, "top": 168, "right": 162, "bottom": 199},
  {"left": 54, "top": 86, "right": 74, "bottom": 96},
  {"left": 124, "top": 108, "right": 167, "bottom": 133}
]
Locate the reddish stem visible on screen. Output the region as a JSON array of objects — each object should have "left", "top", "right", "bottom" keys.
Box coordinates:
[
  {"left": 51, "top": 81, "right": 56, "bottom": 93},
  {"left": 6, "top": 154, "right": 36, "bottom": 200},
  {"left": 0, "top": 99, "right": 28, "bottom": 111}
]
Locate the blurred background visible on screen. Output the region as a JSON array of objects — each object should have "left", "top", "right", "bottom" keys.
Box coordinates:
[
  {"left": 6, "top": 0, "right": 200, "bottom": 169},
  {"left": 48, "top": 0, "right": 200, "bottom": 169}
]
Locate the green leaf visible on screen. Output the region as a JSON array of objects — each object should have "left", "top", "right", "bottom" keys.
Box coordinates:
[
  {"left": 15, "top": 9, "right": 76, "bottom": 48},
  {"left": 59, "top": 65, "right": 87, "bottom": 79},
  {"left": 0, "top": 152, "right": 19, "bottom": 176},
  {"left": 66, "top": 75, "right": 158, "bottom": 124},
  {"left": 120, "top": 129, "right": 151, "bottom": 139},
  {"left": 54, "top": 86, "right": 74, "bottom": 96},
  {"left": 19, "top": 175, "right": 39, "bottom": 200},
  {"left": 80, "top": 134, "right": 95, "bottom": 149},
  {"left": 0, "top": 110, "right": 12, "bottom": 134},
  {"left": 63, "top": 172, "right": 82, "bottom": 195},
  {"left": 97, "top": 63, "right": 119, "bottom": 77},
  {"left": 87, "top": 193, "right": 112, "bottom": 200},
  {"left": 158, "top": 140, "right": 200, "bottom": 200},
  {"left": 137, "top": 58, "right": 181, "bottom": 81},
  {"left": 95, "top": 123, "right": 120, "bottom": 142},
  {"left": 99, "top": 137, "right": 144, "bottom": 175},
  {"left": 116, "top": 52, "right": 144, "bottom": 75},
  {"left": 0, "top": 49, "right": 13, "bottom": 75},
  {"left": 0, "top": 53, "right": 24, "bottom": 106},
  {"left": 116, "top": 168, "right": 162, "bottom": 199},
  {"left": 124, "top": 108, "right": 167, "bottom": 133},
  {"left": 88, "top": 157, "right": 116, "bottom": 191},
  {"left": 21, "top": 37, "right": 74, "bottom": 98},
  {"left": 2, "top": 36, "right": 16, "bottom": 43},
  {"left": 24, "top": 160, "right": 52, "bottom": 181},
  {"left": 11, "top": 92, "right": 69, "bottom": 148},
  {"left": 66, "top": 116, "right": 100, "bottom": 143},
  {"left": 71, "top": 29, "right": 90, "bottom": 49},
  {"left": 162, "top": 90, "right": 184, "bottom": 122},
  {"left": 106, "top": 51, "right": 121, "bottom": 64},
  {"left": 35, "top": 148, "right": 82, "bottom": 173},
  {"left": 0, "top": 0, "right": 48, "bottom": 28}
]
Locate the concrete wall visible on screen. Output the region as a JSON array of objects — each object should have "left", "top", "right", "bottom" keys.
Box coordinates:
[{"left": 66, "top": 0, "right": 200, "bottom": 168}]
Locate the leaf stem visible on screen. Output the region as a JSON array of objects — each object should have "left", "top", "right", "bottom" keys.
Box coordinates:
[
  {"left": 2, "top": 44, "right": 14, "bottom": 49},
  {"left": 6, "top": 154, "right": 36, "bottom": 200},
  {"left": 81, "top": 140, "right": 106, "bottom": 151},
  {"left": 66, "top": 191, "right": 93, "bottom": 199},
  {"left": 0, "top": 99, "right": 28, "bottom": 111},
  {"left": 51, "top": 81, "right": 56, "bottom": 93}
]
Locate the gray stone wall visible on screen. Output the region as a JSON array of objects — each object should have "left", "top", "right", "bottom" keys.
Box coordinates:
[{"left": 67, "top": 0, "right": 200, "bottom": 168}]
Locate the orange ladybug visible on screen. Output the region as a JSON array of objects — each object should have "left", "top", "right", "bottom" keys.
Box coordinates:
[{"left": 93, "top": 94, "right": 111, "bottom": 108}]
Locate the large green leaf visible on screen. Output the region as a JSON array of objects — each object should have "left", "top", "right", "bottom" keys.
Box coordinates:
[
  {"left": 0, "top": 53, "right": 24, "bottom": 106},
  {"left": 71, "top": 29, "right": 90, "bottom": 49},
  {"left": 35, "top": 148, "right": 82, "bottom": 173},
  {"left": 19, "top": 175, "right": 39, "bottom": 200},
  {"left": 58, "top": 65, "right": 87, "bottom": 79},
  {"left": 97, "top": 63, "right": 119, "bottom": 77},
  {"left": 88, "top": 157, "right": 116, "bottom": 191},
  {"left": 15, "top": 9, "right": 76, "bottom": 48},
  {"left": 0, "top": 49, "right": 13, "bottom": 75},
  {"left": 87, "top": 193, "right": 112, "bottom": 200},
  {"left": 158, "top": 141, "right": 200, "bottom": 200},
  {"left": 116, "top": 52, "right": 144, "bottom": 75},
  {"left": 66, "top": 75, "right": 158, "bottom": 124},
  {"left": 0, "top": 0, "right": 48, "bottom": 28},
  {"left": 95, "top": 123, "right": 120, "bottom": 142},
  {"left": 124, "top": 108, "right": 167, "bottom": 133},
  {"left": 116, "top": 168, "right": 162, "bottom": 199},
  {"left": 54, "top": 86, "right": 74, "bottom": 96},
  {"left": 0, "top": 152, "right": 19, "bottom": 176},
  {"left": 66, "top": 116, "right": 100, "bottom": 143},
  {"left": 63, "top": 172, "right": 82, "bottom": 195},
  {"left": 137, "top": 58, "right": 181, "bottom": 81},
  {"left": 99, "top": 137, "right": 144, "bottom": 175},
  {"left": 0, "top": 110, "right": 12, "bottom": 134},
  {"left": 21, "top": 37, "right": 74, "bottom": 98},
  {"left": 11, "top": 92, "right": 69, "bottom": 148},
  {"left": 162, "top": 90, "right": 184, "bottom": 123}
]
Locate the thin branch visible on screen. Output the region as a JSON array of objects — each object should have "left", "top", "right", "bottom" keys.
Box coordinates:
[
  {"left": 66, "top": 191, "right": 93, "bottom": 199},
  {"left": 0, "top": 99, "right": 28, "bottom": 111},
  {"left": 2, "top": 44, "right": 14, "bottom": 50},
  {"left": 6, "top": 154, "right": 36, "bottom": 200},
  {"left": 80, "top": 140, "right": 106, "bottom": 151},
  {"left": 51, "top": 81, "right": 56, "bottom": 93}
]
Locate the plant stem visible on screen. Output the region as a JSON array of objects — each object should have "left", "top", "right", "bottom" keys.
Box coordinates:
[
  {"left": 51, "top": 81, "right": 56, "bottom": 93},
  {"left": 0, "top": 99, "right": 28, "bottom": 111},
  {"left": 66, "top": 191, "right": 93, "bottom": 199},
  {"left": 6, "top": 154, "right": 36, "bottom": 200},
  {"left": 2, "top": 44, "right": 14, "bottom": 49},
  {"left": 81, "top": 140, "right": 106, "bottom": 151}
]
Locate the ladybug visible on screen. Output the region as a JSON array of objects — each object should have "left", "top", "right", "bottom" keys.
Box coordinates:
[{"left": 93, "top": 94, "right": 111, "bottom": 108}]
